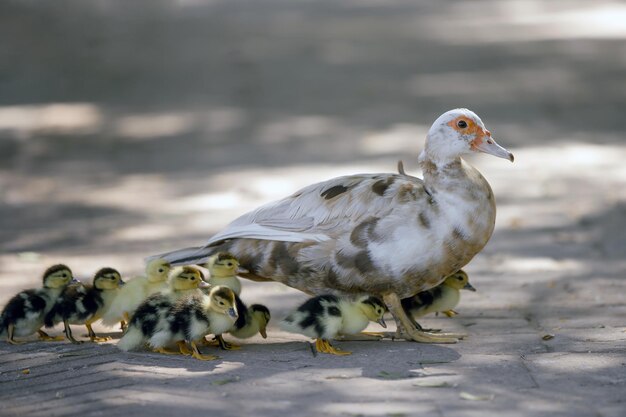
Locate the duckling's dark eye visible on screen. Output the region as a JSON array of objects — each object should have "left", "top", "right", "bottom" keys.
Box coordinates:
[
  {"left": 191, "top": 277, "right": 196, "bottom": 281},
  {"left": 227, "top": 263, "right": 233, "bottom": 267},
  {"left": 158, "top": 268, "right": 164, "bottom": 273},
  {"left": 219, "top": 301, "right": 225, "bottom": 306},
  {"left": 61, "top": 273, "right": 67, "bottom": 278},
  {"left": 457, "top": 120, "right": 468, "bottom": 129},
  {"left": 457, "top": 276, "right": 464, "bottom": 281}
]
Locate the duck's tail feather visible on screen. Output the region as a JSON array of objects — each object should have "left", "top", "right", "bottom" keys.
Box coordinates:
[{"left": 146, "top": 245, "right": 218, "bottom": 266}]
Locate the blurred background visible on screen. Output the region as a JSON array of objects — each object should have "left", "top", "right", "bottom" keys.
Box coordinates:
[{"left": 1, "top": 0, "right": 625, "bottom": 314}]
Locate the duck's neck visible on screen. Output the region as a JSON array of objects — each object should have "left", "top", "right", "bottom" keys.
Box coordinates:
[{"left": 418, "top": 152, "right": 468, "bottom": 190}]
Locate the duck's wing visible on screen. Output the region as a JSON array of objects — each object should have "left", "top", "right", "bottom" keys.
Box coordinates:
[
  {"left": 156, "top": 173, "right": 430, "bottom": 265},
  {"left": 209, "top": 173, "right": 426, "bottom": 244}
]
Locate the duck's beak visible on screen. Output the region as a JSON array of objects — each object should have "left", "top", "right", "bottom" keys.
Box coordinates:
[
  {"left": 377, "top": 318, "right": 387, "bottom": 328},
  {"left": 237, "top": 266, "right": 249, "bottom": 275},
  {"left": 118, "top": 279, "right": 126, "bottom": 287},
  {"left": 463, "top": 282, "right": 477, "bottom": 292},
  {"left": 199, "top": 280, "right": 210, "bottom": 288},
  {"left": 227, "top": 308, "right": 238, "bottom": 319},
  {"left": 472, "top": 132, "right": 514, "bottom": 162},
  {"left": 70, "top": 278, "right": 80, "bottom": 284},
  {"left": 259, "top": 326, "right": 268, "bottom": 339}
]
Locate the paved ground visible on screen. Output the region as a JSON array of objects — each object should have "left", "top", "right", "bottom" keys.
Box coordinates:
[{"left": 1, "top": 1, "right": 626, "bottom": 416}]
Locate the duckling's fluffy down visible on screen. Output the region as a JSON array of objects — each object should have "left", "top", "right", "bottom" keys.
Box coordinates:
[{"left": 101, "top": 277, "right": 165, "bottom": 327}]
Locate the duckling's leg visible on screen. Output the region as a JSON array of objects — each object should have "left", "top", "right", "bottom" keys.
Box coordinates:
[
  {"left": 201, "top": 336, "right": 220, "bottom": 347},
  {"left": 120, "top": 312, "right": 130, "bottom": 331},
  {"left": 216, "top": 335, "right": 241, "bottom": 351},
  {"left": 63, "top": 320, "right": 82, "bottom": 344},
  {"left": 6, "top": 324, "right": 24, "bottom": 345},
  {"left": 177, "top": 341, "right": 193, "bottom": 355},
  {"left": 85, "top": 323, "right": 111, "bottom": 343},
  {"left": 37, "top": 329, "right": 65, "bottom": 342},
  {"left": 315, "top": 338, "right": 351, "bottom": 356},
  {"left": 382, "top": 293, "right": 460, "bottom": 343},
  {"left": 190, "top": 341, "right": 219, "bottom": 361},
  {"left": 153, "top": 347, "right": 182, "bottom": 355}
]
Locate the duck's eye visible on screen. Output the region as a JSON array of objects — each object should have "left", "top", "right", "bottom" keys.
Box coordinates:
[
  {"left": 219, "top": 301, "right": 225, "bottom": 306},
  {"left": 61, "top": 273, "right": 67, "bottom": 278},
  {"left": 227, "top": 263, "right": 233, "bottom": 267},
  {"left": 191, "top": 277, "right": 196, "bottom": 281},
  {"left": 457, "top": 276, "right": 464, "bottom": 281},
  {"left": 457, "top": 120, "right": 468, "bottom": 129},
  {"left": 158, "top": 268, "right": 164, "bottom": 273}
]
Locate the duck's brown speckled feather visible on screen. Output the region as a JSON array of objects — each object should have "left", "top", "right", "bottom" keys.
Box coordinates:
[{"left": 162, "top": 159, "right": 495, "bottom": 299}]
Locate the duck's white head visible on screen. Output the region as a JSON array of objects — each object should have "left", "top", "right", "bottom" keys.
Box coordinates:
[{"left": 422, "top": 108, "right": 514, "bottom": 165}]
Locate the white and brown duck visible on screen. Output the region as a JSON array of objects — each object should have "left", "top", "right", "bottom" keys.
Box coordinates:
[{"left": 153, "top": 108, "right": 513, "bottom": 343}]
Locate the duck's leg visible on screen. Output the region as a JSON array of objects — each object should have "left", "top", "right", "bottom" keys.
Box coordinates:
[
  {"left": 190, "top": 341, "right": 219, "bottom": 361},
  {"left": 315, "top": 338, "right": 351, "bottom": 355},
  {"left": 37, "top": 329, "right": 64, "bottom": 342},
  {"left": 153, "top": 347, "right": 182, "bottom": 355},
  {"left": 215, "top": 335, "right": 241, "bottom": 350},
  {"left": 64, "top": 320, "right": 82, "bottom": 344},
  {"left": 120, "top": 312, "right": 130, "bottom": 331},
  {"left": 86, "top": 323, "right": 111, "bottom": 342},
  {"left": 177, "top": 341, "right": 193, "bottom": 355},
  {"left": 6, "top": 324, "right": 24, "bottom": 345},
  {"left": 383, "top": 293, "right": 460, "bottom": 343}
]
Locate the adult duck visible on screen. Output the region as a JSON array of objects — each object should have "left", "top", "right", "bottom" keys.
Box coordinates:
[{"left": 154, "top": 108, "right": 513, "bottom": 343}]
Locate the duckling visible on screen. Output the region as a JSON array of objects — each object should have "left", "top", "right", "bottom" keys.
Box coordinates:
[
  {"left": 101, "top": 259, "right": 171, "bottom": 329},
  {"left": 0, "top": 265, "right": 76, "bottom": 344},
  {"left": 118, "top": 286, "right": 238, "bottom": 360},
  {"left": 280, "top": 294, "right": 387, "bottom": 356},
  {"left": 209, "top": 296, "right": 270, "bottom": 350},
  {"left": 164, "top": 266, "right": 209, "bottom": 300},
  {"left": 45, "top": 267, "right": 125, "bottom": 344},
  {"left": 203, "top": 252, "right": 248, "bottom": 296},
  {"left": 401, "top": 270, "right": 476, "bottom": 325}
]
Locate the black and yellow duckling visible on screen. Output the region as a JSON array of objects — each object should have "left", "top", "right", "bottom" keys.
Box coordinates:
[
  {"left": 164, "top": 266, "right": 209, "bottom": 300},
  {"left": 401, "top": 270, "right": 476, "bottom": 328},
  {"left": 208, "top": 295, "right": 270, "bottom": 350},
  {"left": 118, "top": 285, "right": 238, "bottom": 361},
  {"left": 0, "top": 264, "right": 76, "bottom": 344},
  {"left": 203, "top": 252, "right": 248, "bottom": 296},
  {"left": 101, "top": 258, "right": 171, "bottom": 330},
  {"left": 280, "top": 295, "right": 387, "bottom": 356},
  {"left": 44, "top": 267, "right": 125, "bottom": 344}
]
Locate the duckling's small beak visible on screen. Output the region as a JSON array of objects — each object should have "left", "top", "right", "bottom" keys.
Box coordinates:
[
  {"left": 463, "top": 282, "right": 477, "bottom": 292},
  {"left": 118, "top": 279, "right": 126, "bottom": 287},
  {"left": 237, "top": 266, "right": 249, "bottom": 275},
  {"left": 199, "top": 280, "right": 210, "bottom": 288},
  {"left": 259, "top": 327, "right": 268, "bottom": 339},
  {"left": 70, "top": 278, "right": 80, "bottom": 284},
  {"left": 227, "top": 308, "right": 238, "bottom": 319},
  {"left": 377, "top": 318, "right": 387, "bottom": 328}
]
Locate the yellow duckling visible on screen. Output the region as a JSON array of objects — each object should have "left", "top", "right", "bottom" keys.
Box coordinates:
[
  {"left": 281, "top": 295, "right": 386, "bottom": 356},
  {"left": 164, "top": 266, "right": 209, "bottom": 300},
  {"left": 118, "top": 286, "right": 238, "bottom": 361},
  {"left": 209, "top": 296, "right": 270, "bottom": 350},
  {"left": 44, "top": 267, "right": 125, "bottom": 344},
  {"left": 101, "top": 259, "right": 171, "bottom": 329},
  {"left": 401, "top": 270, "right": 475, "bottom": 323},
  {"left": 1, "top": 264, "right": 76, "bottom": 344},
  {"left": 203, "top": 252, "right": 248, "bottom": 296}
]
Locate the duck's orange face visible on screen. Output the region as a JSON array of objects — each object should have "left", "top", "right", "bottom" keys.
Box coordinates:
[{"left": 447, "top": 114, "right": 513, "bottom": 162}]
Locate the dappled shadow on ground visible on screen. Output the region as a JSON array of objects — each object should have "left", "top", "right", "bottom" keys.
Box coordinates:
[{"left": 1, "top": 0, "right": 626, "bottom": 416}]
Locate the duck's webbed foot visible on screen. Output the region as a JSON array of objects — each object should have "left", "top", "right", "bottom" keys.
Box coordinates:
[
  {"left": 315, "top": 338, "right": 351, "bottom": 355},
  {"left": 37, "top": 330, "right": 65, "bottom": 342},
  {"left": 190, "top": 341, "right": 219, "bottom": 361},
  {"left": 382, "top": 293, "right": 462, "bottom": 343},
  {"left": 337, "top": 332, "right": 384, "bottom": 341}
]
